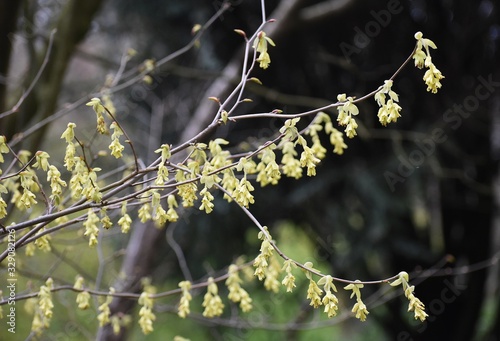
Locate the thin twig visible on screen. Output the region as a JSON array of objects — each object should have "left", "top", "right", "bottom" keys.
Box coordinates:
[{"left": 0, "top": 29, "right": 57, "bottom": 120}]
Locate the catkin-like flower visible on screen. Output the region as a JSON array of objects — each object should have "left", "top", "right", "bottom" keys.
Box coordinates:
[
  {"left": 84, "top": 167, "right": 102, "bottom": 202},
  {"left": 86, "top": 98, "right": 108, "bottom": 134},
  {"left": 208, "top": 138, "right": 231, "bottom": 169},
  {"left": 165, "top": 194, "right": 179, "bottom": 222},
  {"left": 109, "top": 122, "right": 125, "bottom": 158},
  {"left": 138, "top": 291, "right": 156, "bottom": 334},
  {"left": 31, "top": 278, "right": 54, "bottom": 334},
  {"left": 34, "top": 228, "right": 51, "bottom": 252},
  {"left": 226, "top": 264, "right": 253, "bottom": 312},
  {"left": 256, "top": 146, "right": 281, "bottom": 186},
  {"left": 344, "top": 280, "right": 369, "bottom": 321},
  {"left": 76, "top": 291, "right": 91, "bottom": 310},
  {"left": 221, "top": 168, "right": 239, "bottom": 202},
  {"left": 199, "top": 186, "right": 215, "bottom": 214},
  {"left": 33, "top": 151, "right": 50, "bottom": 171},
  {"left": 413, "top": 32, "right": 444, "bottom": 93},
  {"left": 176, "top": 170, "right": 198, "bottom": 207},
  {"left": 300, "top": 145, "right": 321, "bottom": 176},
  {"left": 253, "top": 31, "right": 275, "bottom": 69},
  {"left": 336, "top": 93, "right": 360, "bottom": 139},
  {"left": 390, "top": 271, "right": 428, "bottom": 322},
  {"left": 155, "top": 143, "right": 171, "bottom": 163},
  {"left": 423, "top": 63, "right": 445, "bottom": 94},
  {"left": 0, "top": 135, "right": 9, "bottom": 164},
  {"left": 233, "top": 177, "right": 255, "bottom": 208},
  {"left": 318, "top": 275, "right": 339, "bottom": 318},
  {"left": 0, "top": 195, "right": 7, "bottom": 219},
  {"left": 47, "top": 165, "right": 67, "bottom": 205},
  {"left": 97, "top": 288, "right": 115, "bottom": 326},
  {"left": 83, "top": 209, "right": 100, "bottom": 247},
  {"left": 177, "top": 281, "right": 192, "bottom": 318},
  {"left": 307, "top": 279, "right": 323, "bottom": 308},
  {"left": 100, "top": 209, "right": 113, "bottom": 229},
  {"left": 19, "top": 170, "right": 39, "bottom": 209},
  {"left": 60, "top": 123, "right": 77, "bottom": 170},
  {"left": 155, "top": 164, "right": 169, "bottom": 186},
  {"left": 118, "top": 202, "right": 132, "bottom": 233},
  {"left": 281, "top": 141, "right": 303, "bottom": 179},
  {"left": 280, "top": 118, "right": 301, "bottom": 141},
  {"left": 253, "top": 229, "right": 274, "bottom": 281},
  {"left": 352, "top": 299, "right": 369, "bottom": 321},
  {"left": 138, "top": 202, "right": 152, "bottom": 223},
  {"left": 202, "top": 277, "right": 225, "bottom": 318},
  {"left": 375, "top": 80, "right": 402, "bottom": 126},
  {"left": 264, "top": 256, "right": 281, "bottom": 293},
  {"left": 39, "top": 278, "right": 54, "bottom": 319},
  {"left": 74, "top": 276, "right": 90, "bottom": 310},
  {"left": 325, "top": 122, "right": 348, "bottom": 155},
  {"left": 281, "top": 259, "right": 297, "bottom": 292}
]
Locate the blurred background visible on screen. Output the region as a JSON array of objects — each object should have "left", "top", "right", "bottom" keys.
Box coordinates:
[{"left": 0, "top": 0, "right": 499, "bottom": 340}]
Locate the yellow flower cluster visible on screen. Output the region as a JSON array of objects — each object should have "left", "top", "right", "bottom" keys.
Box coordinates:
[
  {"left": 253, "top": 31, "right": 275, "bottom": 69},
  {"left": 226, "top": 264, "right": 253, "bottom": 312},
  {"left": 202, "top": 277, "right": 225, "bottom": 317},
  {"left": 109, "top": 121, "right": 125, "bottom": 158},
  {"left": 138, "top": 290, "right": 156, "bottom": 335},
  {"left": 336, "top": 94, "right": 360, "bottom": 138},
  {"left": 97, "top": 288, "right": 115, "bottom": 326},
  {"left": 118, "top": 202, "right": 132, "bottom": 233},
  {"left": 344, "top": 280, "right": 369, "bottom": 321},
  {"left": 413, "top": 32, "right": 444, "bottom": 93},
  {"left": 175, "top": 169, "right": 198, "bottom": 208},
  {"left": 74, "top": 276, "right": 91, "bottom": 310},
  {"left": 18, "top": 170, "right": 39, "bottom": 209},
  {"left": 375, "top": 80, "right": 402, "bottom": 126},
  {"left": 60, "top": 122, "right": 78, "bottom": 171},
  {"left": 83, "top": 209, "right": 100, "bottom": 246},
  {"left": 318, "top": 275, "right": 339, "bottom": 318},
  {"left": 391, "top": 271, "right": 428, "bottom": 321},
  {"left": 253, "top": 227, "right": 274, "bottom": 281},
  {"left": 34, "top": 228, "right": 51, "bottom": 252},
  {"left": 0, "top": 135, "right": 9, "bottom": 166},
  {"left": 263, "top": 256, "right": 281, "bottom": 293},
  {"left": 281, "top": 259, "right": 297, "bottom": 292},
  {"left": 307, "top": 278, "right": 323, "bottom": 308},
  {"left": 87, "top": 97, "right": 108, "bottom": 134},
  {"left": 31, "top": 278, "right": 54, "bottom": 334},
  {"left": 177, "top": 281, "right": 192, "bottom": 318},
  {"left": 306, "top": 112, "right": 348, "bottom": 156},
  {"left": 256, "top": 144, "right": 281, "bottom": 186}
]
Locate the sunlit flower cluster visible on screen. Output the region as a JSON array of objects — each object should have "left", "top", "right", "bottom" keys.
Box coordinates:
[
  {"left": 391, "top": 271, "right": 428, "bottom": 322},
  {"left": 336, "top": 94, "right": 360, "bottom": 138},
  {"left": 344, "top": 280, "right": 369, "bottom": 321},
  {"left": 253, "top": 31, "right": 275, "bottom": 69},
  {"left": 375, "top": 80, "right": 402, "bottom": 126},
  {"left": 413, "top": 31, "right": 444, "bottom": 93}
]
